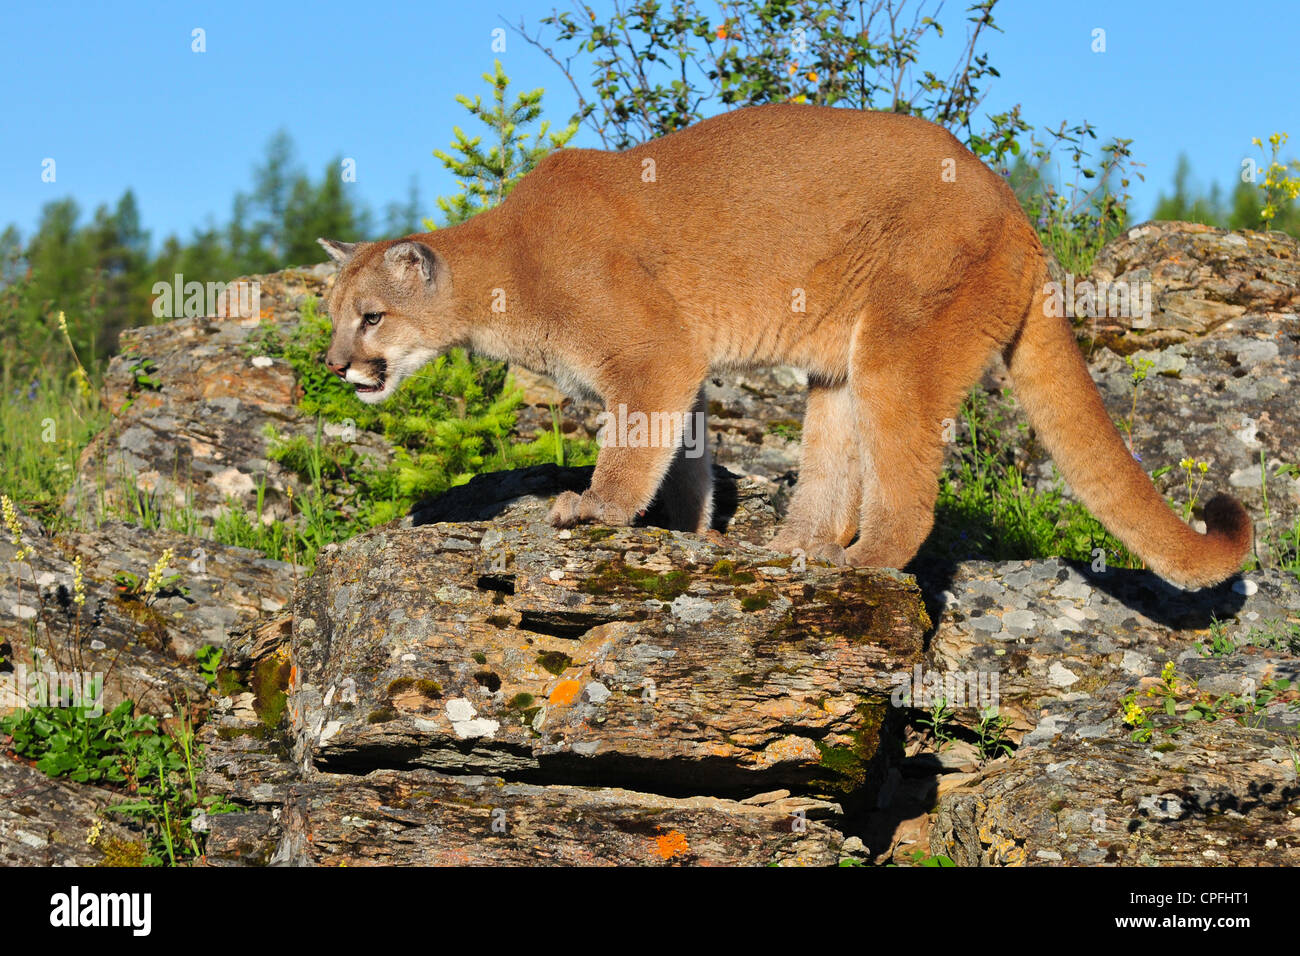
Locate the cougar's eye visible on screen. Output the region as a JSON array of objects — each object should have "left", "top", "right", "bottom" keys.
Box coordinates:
[{"left": 362, "top": 312, "right": 383, "bottom": 327}]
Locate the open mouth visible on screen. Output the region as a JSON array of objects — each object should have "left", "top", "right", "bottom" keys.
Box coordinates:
[{"left": 348, "top": 359, "right": 387, "bottom": 396}]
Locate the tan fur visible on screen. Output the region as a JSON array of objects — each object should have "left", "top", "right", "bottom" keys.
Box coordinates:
[{"left": 319, "top": 103, "right": 1252, "bottom": 588}]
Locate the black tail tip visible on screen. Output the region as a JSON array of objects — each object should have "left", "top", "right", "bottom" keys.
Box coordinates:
[
  {"left": 1162, "top": 493, "right": 1254, "bottom": 591},
  {"left": 1202, "top": 493, "right": 1253, "bottom": 554}
]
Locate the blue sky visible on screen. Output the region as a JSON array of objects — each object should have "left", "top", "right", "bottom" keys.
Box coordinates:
[{"left": 2, "top": 0, "right": 1297, "bottom": 250}]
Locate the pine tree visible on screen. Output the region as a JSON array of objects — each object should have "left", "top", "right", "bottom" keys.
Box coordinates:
[
  {"left": 430, "top": 60, "right": 579, "bottom": 228},
  {"left": 282, "top": 159, "right": 370, "bottom": 266}
]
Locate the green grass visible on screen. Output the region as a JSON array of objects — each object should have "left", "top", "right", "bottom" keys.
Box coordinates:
[
  {"left": 930, "top": 388, "right": 1300, "bottom": 583},
  {"left": 211, "top": 477, "right": 302, "bottom": 564},
  {"left": 0, "top": 356, "right": 109, "bottom": 529},
  {"left": 1245, "top": 454, "right": 1300, "bottom": 581},
  {"left": 927, "top": 388, "right": 1138, "bottom": 568},
  {"left": 1035, "top": 215, "right": 1122, "bottom": 278}
]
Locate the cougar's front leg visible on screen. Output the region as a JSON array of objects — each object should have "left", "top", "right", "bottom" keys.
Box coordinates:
[{"left": 550, "top": 377, "right": 706, "bottom": 529}]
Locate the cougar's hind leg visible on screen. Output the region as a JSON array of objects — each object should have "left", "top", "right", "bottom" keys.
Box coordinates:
[
  {"left": 770, "top": 377, "right": 863, "bottom": 561},
  {"left": 841, "top": 299, "right": 999, "bottom": 570}
]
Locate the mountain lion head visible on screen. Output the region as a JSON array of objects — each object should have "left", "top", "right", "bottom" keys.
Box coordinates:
[{"left": 316, "top": 237, "right": 458, "bottom": 404}]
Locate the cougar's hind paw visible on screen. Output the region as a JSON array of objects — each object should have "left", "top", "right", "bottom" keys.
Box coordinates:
[
  {"left": 808, "top": 542, "right": 848, "bottom": 565},
  {"left": 769, "top": 532, "right": 848, "bottom": 566}
]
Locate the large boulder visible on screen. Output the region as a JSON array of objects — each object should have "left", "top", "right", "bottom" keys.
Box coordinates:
[
  {"left": 978, "top": 222, "right": 1300, "bottom": 551},
  {"left": 921, "top": 558, "right": 1300, "bottom": 866},
  {"left": 198, "top": 483, "right": 929, "bottom": 866}
]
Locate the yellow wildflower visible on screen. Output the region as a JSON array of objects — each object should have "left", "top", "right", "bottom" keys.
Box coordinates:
[
  {"left": 72, "top": 554, "right": 86, "bottom": 607},
  {"left": 2, "top": 495, "right": 30, "bottom": 560},
  {"left": 144, "top": 548, "right": 175, "bottom": 597}
]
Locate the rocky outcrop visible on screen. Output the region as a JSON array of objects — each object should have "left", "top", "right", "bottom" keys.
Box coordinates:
[
  {"left": 291, "top": 521, "right": 923, "bottom": 786},
  {"left": 62, "top": 266, "right": 391, "bottom": 530},
  {"left": 932, "top": 688, "right": 1300, "bottom": 866},
  {"left": 1085, "top": 310, "right": 1300, "bottom": 538},
  {"left": 271, "top": 770, "right": 843, "bottom": 866},
  {"left": 926, "top": 559, "right": 1299, "bottom": 725},
  {"left": 3, "top": 221, "right": 1299, "bottom": 866},
  {"left": 921, "top": 559, "right": 1300, "bottom": 865},
  {"left": 197, "top": 483, "right": 927, "bottom": 866},
  {"left": 1087, "top": 221, "right": 1300, "bottom": 347},
  {"left": 988, "top": 223, "right": 1300, "bottom": 541}
]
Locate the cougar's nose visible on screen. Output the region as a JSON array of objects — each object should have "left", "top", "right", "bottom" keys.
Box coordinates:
[{"left": 326, "top": 355, "right": 348, "bottom": 377}]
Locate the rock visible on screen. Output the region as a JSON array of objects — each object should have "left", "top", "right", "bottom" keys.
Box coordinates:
[
  {"left": 62, "top": 268, "right": 390, "bottom": 530},
  {"left": 932, "top": 686, "right": 1300, "bottom": 866},
  {"left": 507, "top": 365, "right": 572, "bottom": 408},
  {"left": 704, "top": 368, "right": 806, "bottom": 482},
  {"left": 974, "top": 222, "right": 1300, "bottom": 548},
  {"left": 925, "top": 559, "right": 1300, "bottom": 727},
  {"left": 288, "top": 511, "right": 926, "bottom": 797},
  {"left": 0, "top": 506, "right": 296, "bottom": 713},
  {"left": 1088, "top": 310, "right": 1300, "bottom": 537},
  {"left": 194, "top": 490, "right": 932, "bottom": 866},
  {"left": 923, "top": 556, "right": 1300, "bottom": 865},
  {"left": 272, "top": 770, "right": 842, "bottom": 866},
  {"left": 1087, "top": 221, "right": 1300, "bottom": 346},
  {"left": 0, "top": 755, "right": 143, "bottom": 866},
  {"left": 202, "top": 811, "right": 281, "bottom": 867},
  {"left": 58, "top": 522, "right": 298, "bottom": 658}
]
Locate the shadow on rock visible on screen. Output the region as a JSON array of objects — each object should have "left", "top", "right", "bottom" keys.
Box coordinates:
[
  {"left": 409, "top": 461, "right": 740, "bottom": 533},
  {"left": 908, "top": 518, "right": 1248, "bottom": 648}
]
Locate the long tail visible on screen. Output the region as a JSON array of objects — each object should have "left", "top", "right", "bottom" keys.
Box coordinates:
[{"left": 1003, "top": 266, "right": 1252, "bottom": 589}]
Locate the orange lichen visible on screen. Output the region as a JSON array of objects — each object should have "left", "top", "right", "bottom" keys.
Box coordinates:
[
  {"left": 653, "top": 829, "right": 691, "bottom": 860},
  {"left": 548, "top": 679, "right": 582, "bottom": 707}
]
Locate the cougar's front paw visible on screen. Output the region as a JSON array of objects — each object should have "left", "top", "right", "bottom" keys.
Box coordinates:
[
  {"left": 549, "top": 490, "right": 635, "bottom": 528},
  {"left": 768, "top": 531, "right": 808, "bottom": 554}
]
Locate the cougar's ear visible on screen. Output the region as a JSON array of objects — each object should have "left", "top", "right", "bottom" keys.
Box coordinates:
[
  {"left": 383, "top": 240, "right": 443, "bottom": 290},
  {"left": 317, "top": 238, "right": 359, "bottom": 264}
]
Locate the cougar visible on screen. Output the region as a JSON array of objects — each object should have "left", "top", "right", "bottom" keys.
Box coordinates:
[{"left": 318, "top": 103, "right": 1251, "bottom": 589}]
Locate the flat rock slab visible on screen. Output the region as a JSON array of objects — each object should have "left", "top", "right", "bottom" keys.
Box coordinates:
[
  {"left": 407, "top": 460, "right": 782, "bottom": 546},
  {"left": 289, "top": 521, "right": 927, "bottom": 799},
  {"left": 932, "top": 686, "right": 1300, "bottom": 866},
  {"left": 273, "top": 769, "right": 842, "bottom": 866}
]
